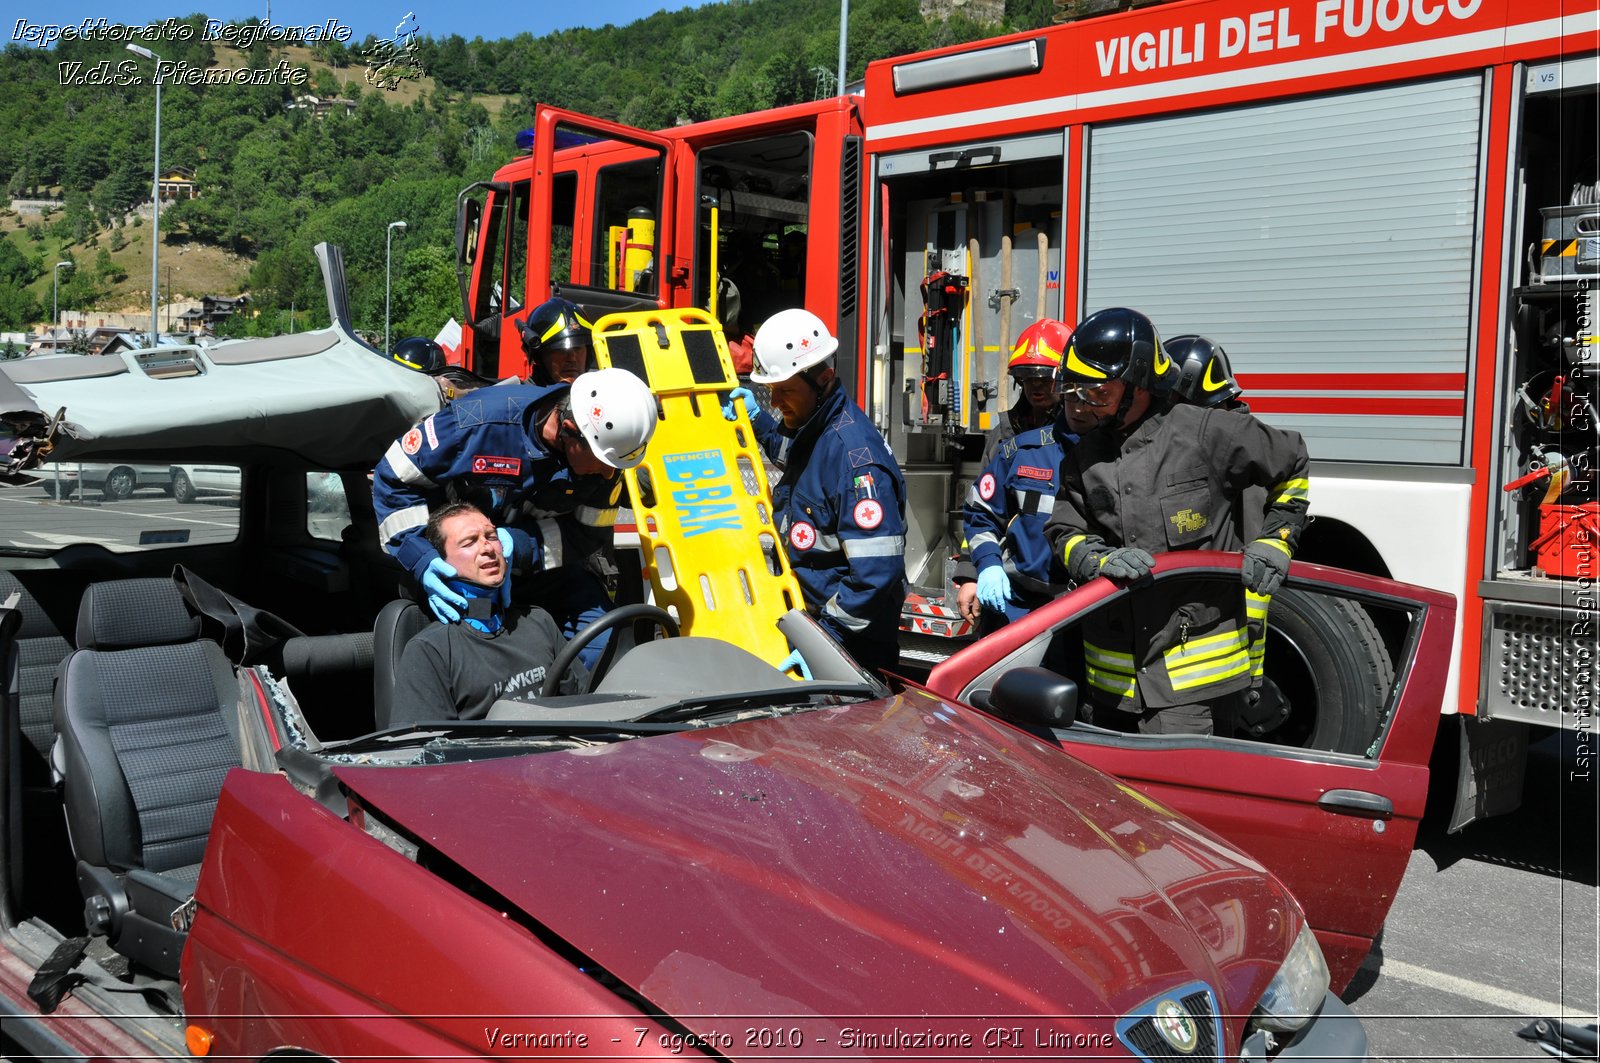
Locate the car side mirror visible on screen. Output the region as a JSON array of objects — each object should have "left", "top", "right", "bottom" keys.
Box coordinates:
[{"left": 983, "top": 667, "right": 1080, "bottom": 728}]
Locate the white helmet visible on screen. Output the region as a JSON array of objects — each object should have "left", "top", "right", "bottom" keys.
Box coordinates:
[
  {"left": 569, "top": 368, "right": 657, "bottom": 470},
  {"left": 750, "top": 308, "right": 838, "bottom": 384}
]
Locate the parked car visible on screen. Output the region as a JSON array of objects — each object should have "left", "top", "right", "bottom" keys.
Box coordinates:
[
  {"left": 36, "top": 461, "right": 170, "bottom": 500},
  {"left": 0, "top": 246, "right": 1453, "bottom": 1060},
  {"left": 168, "top": 462, "right": 241, "bottom": 503}
]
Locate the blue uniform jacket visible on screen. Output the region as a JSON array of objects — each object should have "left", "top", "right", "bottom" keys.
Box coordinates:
[
  {"left": 752, "top": 385, "right": 908, "bottom": 657},
  {"left": 372, "top": 382, "right": 623, "bottom": 585},
  {"left": 963, "top": 417, "right": 1078, "bottom": 599}
]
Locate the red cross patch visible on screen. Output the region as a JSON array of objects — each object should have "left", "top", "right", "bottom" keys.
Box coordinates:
[
  {"left": 401, "top": 428, "right": 422, "bottom": 455},
  {"left": 789, "top": 521, "right": 817, "bottom": 551},
  {"left": 978, "top": 473, "right": 996, "bottom": 500},
  {"left": 853, "top": 499, "right": 884, "bottom": 530}
]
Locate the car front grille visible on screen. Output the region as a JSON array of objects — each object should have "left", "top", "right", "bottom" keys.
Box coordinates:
[{"left": 1115, "top": 983, "right": 1222, "bottom": 1063}]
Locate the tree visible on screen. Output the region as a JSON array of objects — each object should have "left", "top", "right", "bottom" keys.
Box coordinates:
[
  {"left": 391, "top": 243, "right": 461, "bottom": 341},
  {"left": 94, "top": 248, "right": 125, "bottom": 284},
  {"left": 0, "top": 282, "right": 42, "bottom": 330}
]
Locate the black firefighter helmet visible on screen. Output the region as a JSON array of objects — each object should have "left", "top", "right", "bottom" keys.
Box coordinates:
[
  {"left": 391, "top": 336, "right": 446, "bottom": 373},
  {"left": 1166, "top": 334, "right": 1244, "bottom": 408}
]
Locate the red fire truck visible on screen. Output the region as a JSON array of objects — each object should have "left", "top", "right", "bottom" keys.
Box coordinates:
[{"left": 452, "top": 0, "right": 1598, "bottom": 823}]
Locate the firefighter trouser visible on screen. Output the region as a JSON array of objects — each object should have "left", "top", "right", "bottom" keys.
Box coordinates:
[{"left": 1086, "top": 690, "right": 1246, "bottom": 737}]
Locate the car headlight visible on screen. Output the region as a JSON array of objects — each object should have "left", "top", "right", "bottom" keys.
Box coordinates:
[{"left": 1252, "top": 923, "right": 1330, "bottom": 1033}]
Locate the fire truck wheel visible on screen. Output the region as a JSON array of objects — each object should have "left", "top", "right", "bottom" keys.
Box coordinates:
[{"left": 1258, "top": 588, "right": 1393, "bottom": 755}]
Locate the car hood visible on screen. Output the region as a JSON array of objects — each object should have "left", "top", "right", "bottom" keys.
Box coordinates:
[{"left": 338, "top": 691, "right": 1295, "bottom": 1039}]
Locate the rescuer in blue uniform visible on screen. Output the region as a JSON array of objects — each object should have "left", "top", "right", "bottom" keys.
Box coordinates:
[
  {"left": 373, "top": 367, "right": 658, "bottom": 667},
  {"left": 962, "top": 418, "right": 1080, "bottom": 629},
  {"left": 958, "top": 318, "right": 1075, "bottom": 629},
  {"left": 725, "top": 309, "right": 908, "bottom": 673}
]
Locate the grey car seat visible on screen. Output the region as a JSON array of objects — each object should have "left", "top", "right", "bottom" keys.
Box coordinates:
[
  {"left": 52, "top": 578, "right": 242, "bottom": 978},
  {"left": 371, "top": 598, "right": 427, "bottom": 730}
]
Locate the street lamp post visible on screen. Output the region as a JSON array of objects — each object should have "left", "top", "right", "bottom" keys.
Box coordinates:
[
  {"left": 125, "top": 43, "right": 163, "bottom": 347},
  {"left": 52, "top": 261, "right": 73, "bottom": 339},
  {"left": 385, "top": 220, "right": 407, "bottom": 355}
]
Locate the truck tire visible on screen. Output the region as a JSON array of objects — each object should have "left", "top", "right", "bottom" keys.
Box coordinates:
[{"left": 1260, "top": 588, "right": 1393, "bottom": 755}]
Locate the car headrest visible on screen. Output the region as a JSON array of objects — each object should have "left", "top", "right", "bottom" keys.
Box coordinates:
[{"left": 76, "top": 579, "right": 201, "bottom": 651}]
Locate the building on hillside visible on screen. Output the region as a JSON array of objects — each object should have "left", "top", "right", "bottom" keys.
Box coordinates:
[
  {"left": 158, "top": 167, "right": 198, "bottom": 202},
  {"left": 287, "top": 94, "right": 358, "bottom": 119}
]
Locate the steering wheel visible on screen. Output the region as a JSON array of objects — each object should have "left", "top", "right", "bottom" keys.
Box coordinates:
[{"left": 540, "top": 603, "right": 679, "bottom": 697}]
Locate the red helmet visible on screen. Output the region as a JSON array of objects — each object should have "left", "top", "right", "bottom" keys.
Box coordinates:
[{"left": 1008, "top": 319, "right": 1071, "bottom": 380}]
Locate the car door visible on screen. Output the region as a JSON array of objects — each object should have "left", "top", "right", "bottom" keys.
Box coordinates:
[
  {"left": 924, "top": 551, "right": 1455, "bottom": 991},
  {"left": 523, "top": 107, "right": 678, "bottom": 331}
]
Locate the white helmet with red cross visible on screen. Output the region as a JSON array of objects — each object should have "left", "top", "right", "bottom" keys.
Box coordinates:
[
  {"left": 750, "top": 308, "right": 838, "bottom": 384},
  {"left": 569, "top": 367, "right": 658, "bottom": 470}
]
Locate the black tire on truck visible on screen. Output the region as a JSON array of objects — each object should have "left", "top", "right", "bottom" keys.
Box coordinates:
[{"left": 1257, "top": 587, "right": 1394, "bottom": 755}]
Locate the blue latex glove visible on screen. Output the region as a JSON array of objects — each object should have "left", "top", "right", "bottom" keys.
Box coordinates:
[
  {"left": 421, "top": 555, "right": 467, "bottom": 623},
  {"left": 778, "top": 648, "right": 813, "bottom": 680},
  {"left": 723, "top": 387, "right": 757, "bottom": 422},
  {"left": 495, "top": 527, "right": 515, "bottom": 609},
  {"left": 976, "top": 566, "right": 1013, "bottom": 613}
]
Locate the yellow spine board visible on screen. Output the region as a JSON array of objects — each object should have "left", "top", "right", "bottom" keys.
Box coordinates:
[{"left": 591, "top": 308, "right": 802, "bottom": 667}]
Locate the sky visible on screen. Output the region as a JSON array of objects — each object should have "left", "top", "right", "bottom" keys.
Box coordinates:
[{"left": 5, "top": 0, "right": 709, "bottom": 47}]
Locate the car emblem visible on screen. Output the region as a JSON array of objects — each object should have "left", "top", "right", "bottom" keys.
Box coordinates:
[{"left": 1153, "top": 999, "right": 1199, "bottom": 1053}]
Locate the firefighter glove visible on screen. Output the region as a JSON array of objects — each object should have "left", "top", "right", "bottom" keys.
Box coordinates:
[
  {"left": 421, "top": 555, "right": 467, "bottom": 623},
  {"left": 1241, "top": 539, "right": 1292, "bottom": 595},
  {"left": 723, "top": 387, "right": 757, "bottom": 422},
  {"left": 1097, "top": 547, "right": 1156, "bottom": 582},
  {"left": 976, "top": 566, "right": 1013, "bottom": 613}
]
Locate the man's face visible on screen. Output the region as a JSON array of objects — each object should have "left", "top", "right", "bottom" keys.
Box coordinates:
[
  {"left": 1062, "top": 379, "right": 1124, "bottom": 434},
  {"left": 558, "top": 417, "right": 611, "bottom": 477},
  {"left": 440, "top": 510, "right": 505, "bottom": 587},
  {"left": 541, "top": 344, "right": 589, "bottom": 384},
  {"left": 767, "top": 368, "right": 830, "bottom": 428},
  {"left": 1021, "top": 377, "right": 1058, "bottom": 415}
]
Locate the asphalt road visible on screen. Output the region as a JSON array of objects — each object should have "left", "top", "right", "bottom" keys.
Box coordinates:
[
  {"left": 0, "top": 482, "right": 243, "bottom": 553},
  {"left": 1345, "top": 730, "right": 1598, "bottom": 1061}
]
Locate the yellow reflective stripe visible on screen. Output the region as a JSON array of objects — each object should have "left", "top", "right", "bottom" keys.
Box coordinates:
[
  {"left": 1063, "top": 533, "right": 1089, "bottom": 566},
  {"left": 1245, "top": 590, "right": 1272, "bottom": 621},
  {"left": 1166, "top": 627, "right": 1247, "bottom": 663},
  {"left": 1087, "top": 668, "right": 1137, "bottom": 697},
  {"left": 1253, "top": 537, "right": 1293, "bottom": 559},
  {"left": 1245, "top": 590, "right": 1270, "bottom": 679},
  {"left": 1084, "top": 641, "right": 1135, "bottom": 670},
  {"left": 1169, "top": 653, "right": 1252, "bottom": 691},
  {"left": 1272, "top": 478, "right": 1309, "bottom": 504},
  {"left": 1165, "top": 627, "right": 1251, "bottom": 691},
  {"left": 1085, "top": 639, "right": 1138, "bottom": 697}
]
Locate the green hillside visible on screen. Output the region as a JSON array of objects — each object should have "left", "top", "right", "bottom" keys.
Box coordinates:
[{"left": 0, "top": 0, "right": 1049, "bottom": 342}]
